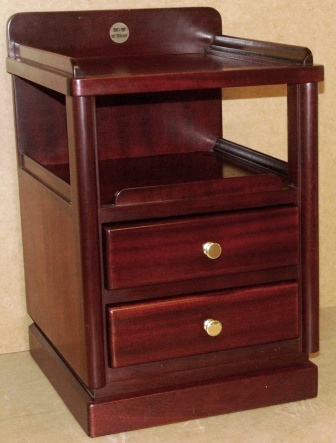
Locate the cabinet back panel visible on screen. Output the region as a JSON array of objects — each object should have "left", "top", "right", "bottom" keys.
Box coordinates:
[
  {"left": 96, "top": 89, "right": 222, "bottom": 159},
  {"left": 8, "top": 8, "right": 221, "bottom": 57}
]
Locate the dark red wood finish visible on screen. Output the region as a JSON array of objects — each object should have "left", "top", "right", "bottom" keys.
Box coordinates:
[
  {"left": 66, "top": 95, "right": 106, "bottom": 388},
  {"left": 288, "top": 83, "right": 320, "bottom": 354},
  {"left": 89, "top": 362, "right": 317, "bottom": 437},
  {"left": 108, "top": 283, "right": 299, "bottom": 367},
  {"left": 95, "top": 90, "right": 222, "bottom": 161},
  {"left": 113, "top": 174, "right": 281, "bottom": 206},
  {"left": 104, "top": 206, "right": 299, "bottom": 289},
  {"left": 7, "top": 7, "right": 323, "bottom": 437},
  {"left": 30, "top": 321, "right": 317, "bottom": 438},
  {"left": 7, "top": 8, "right": 222, "bottom": 57},
  {"left": 18, "top": 170, "right": 88, "bottom": 382}
]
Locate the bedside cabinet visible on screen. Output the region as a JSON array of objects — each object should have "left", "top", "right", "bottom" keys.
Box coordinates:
[{"left": 6, "top": 8, "right": 324, "bottom": 437}]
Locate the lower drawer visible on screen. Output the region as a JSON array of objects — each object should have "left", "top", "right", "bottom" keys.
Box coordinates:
[{"left": 107, "top": 282, "right": 299, "bottom": 368}]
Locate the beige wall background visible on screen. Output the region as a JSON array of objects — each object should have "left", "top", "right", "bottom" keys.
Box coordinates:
[{"left": 0, "top": 0, "right": 333, "bottom": 354}]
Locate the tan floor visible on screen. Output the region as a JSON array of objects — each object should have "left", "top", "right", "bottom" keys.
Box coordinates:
[{"left": 1, "top": 306, "right": 336, "bottom": 443}]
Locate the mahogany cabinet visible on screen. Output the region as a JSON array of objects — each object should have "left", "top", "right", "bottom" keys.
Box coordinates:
[{"left": 6, "top": 8, "right": 324, "bottom": 437}]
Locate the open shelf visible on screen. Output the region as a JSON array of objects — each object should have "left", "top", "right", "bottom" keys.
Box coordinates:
[
  {"left": 99, "top": 150, "right": 283, "bottom": 206},
  {"left": 22, "top": 141, "right": 286, "bottom": 208}
]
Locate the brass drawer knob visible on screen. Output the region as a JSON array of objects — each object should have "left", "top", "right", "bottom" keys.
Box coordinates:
[
  {"left": 203, "top": 242, "right": 222, "bottom": 259},
  {"left": 204, "top": 319, "right": 222, "bottom": 337}
]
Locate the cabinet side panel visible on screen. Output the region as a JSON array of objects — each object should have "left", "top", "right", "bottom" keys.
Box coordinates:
[
  {"left": 13, "top": 77, "right": 69, "bottom": 166},
  {"left": 18, "top": 169, "right": 88, "bottom": 383}
]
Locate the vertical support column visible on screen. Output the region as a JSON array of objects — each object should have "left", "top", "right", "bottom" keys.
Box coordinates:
[
  {"left": 66, "top": 95, "right": 105, "bottom": 388},
  {"left": 288, "top": 83, "right": 319, "bottom": 354}
]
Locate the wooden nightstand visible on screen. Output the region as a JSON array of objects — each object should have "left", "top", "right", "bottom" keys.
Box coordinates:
[{"left": 7, "top": 8, "right": 323, "bottom": 437}]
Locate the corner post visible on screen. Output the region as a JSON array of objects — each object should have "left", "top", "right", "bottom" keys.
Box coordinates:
[
  {"left": 288, "top": 82, "right": 319, "bottom": 354},
  {"left": 66, "top": 95, "right": 105, "bottom": 388}
]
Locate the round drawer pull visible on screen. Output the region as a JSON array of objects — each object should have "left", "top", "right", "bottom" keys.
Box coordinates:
[
  {"left": 204, "top": 319, "right": 222, "bottom": 337},
  {"left": 203, "top": 242, "right": 222, "bottom": 259}
]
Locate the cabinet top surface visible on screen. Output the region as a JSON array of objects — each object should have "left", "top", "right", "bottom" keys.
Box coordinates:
[{"left": 6, "top": 8, "right": 324, "bottom": 95}]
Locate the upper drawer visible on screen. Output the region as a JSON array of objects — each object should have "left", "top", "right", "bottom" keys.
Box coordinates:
[
  {"left": 107, "top": 282, "right": 299, "bottom": 367},
  {"left": 103, "top": 206, "right": 299, "bottom": 290}
]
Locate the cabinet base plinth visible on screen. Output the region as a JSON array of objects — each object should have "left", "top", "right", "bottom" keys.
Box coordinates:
[{"left": 29, "top": 324, "right": 317, "bottom": 438}]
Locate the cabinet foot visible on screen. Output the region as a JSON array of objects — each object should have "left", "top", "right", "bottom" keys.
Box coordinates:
[{"left": 29, "top": 324, "right": 317, "bottom": 437}]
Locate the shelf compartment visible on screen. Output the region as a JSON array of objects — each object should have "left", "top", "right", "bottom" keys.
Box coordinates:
[
  {"left": 99, "top": 150, "right": 283, "bottom": 206},
  {"left": 21, "top": 147, "right": 284, "bottom": 208}
]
